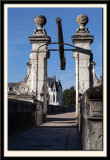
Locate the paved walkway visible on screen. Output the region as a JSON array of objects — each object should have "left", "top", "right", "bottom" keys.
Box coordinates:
[
  {"left": 39, "top": 111, "right": 77, "bottom": 127},
  {"left": 8, "top": 111, "right": 82, "bottom": 150}
]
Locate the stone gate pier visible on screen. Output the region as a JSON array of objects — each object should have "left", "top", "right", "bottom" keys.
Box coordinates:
[
  {"left": 28, "top": 15, "right": 51, "bottom": 123},
  {"left": 9, "top": 15, "right": 51, "bottom": 124},
  {"left": 71, "top": 14, "right": 102, "bottom": 150},
  {"left": 71, "top": 14, "right": 102, "bottom": 124},
  {"left": 72, "top": 14, "right": 93, "bottom": 123}
]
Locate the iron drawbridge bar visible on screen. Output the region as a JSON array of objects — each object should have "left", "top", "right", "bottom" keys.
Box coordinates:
[
  {"left": 48, "top": 49, "right": 76, "bottom": 51},
  {"left": 37, "top": 42, "right": 91, "bottom": 54}
]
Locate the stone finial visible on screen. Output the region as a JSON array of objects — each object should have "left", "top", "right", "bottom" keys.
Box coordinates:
[
  {"left": 34, "top": 15, "right": 46, "bottom": 29},
  {"left": 76, "top": 14, "right": 88, "bottom": 29}
]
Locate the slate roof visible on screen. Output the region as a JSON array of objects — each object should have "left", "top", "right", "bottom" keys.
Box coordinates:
[
  {"left": 47, "top": 77, "right": 62, "bottom": 92},
  {"left": 8, "top": 83, "right": 18, "bottom": 88},
  {"left": 47, "top": 77, "right": 54, "bottom": 86}
]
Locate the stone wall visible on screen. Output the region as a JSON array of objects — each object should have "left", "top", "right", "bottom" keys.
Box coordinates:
[
  {"left": 47, "top": 105, "right": 75, "bottom": 113},
  {"left": 79, "top": 84, "right": 103, "bottom": 150},
  {"left": 8, "top": 99, "right": 43, "bottom": 136}
]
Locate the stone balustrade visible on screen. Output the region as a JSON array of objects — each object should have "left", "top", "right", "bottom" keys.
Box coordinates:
[
  {"left": 8, "top": 99, "right": 43, "bottom": 136},
  {"left": 47, "top": 105, "right": 75, "bottom": 113},
  {"left": 8, "top": 99, "right": 74, "bottom": 136}
]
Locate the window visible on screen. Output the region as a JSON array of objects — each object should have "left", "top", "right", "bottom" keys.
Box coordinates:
[{"left": 53, "top": 95, "right": 55, "bottom": 102}]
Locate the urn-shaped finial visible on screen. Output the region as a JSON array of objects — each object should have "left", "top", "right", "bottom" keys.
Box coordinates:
[
  {"left": 34, "top": 15, "right": 46, "bottom": 29},
  {"left": 76, "top": 14, "right": 88, "bottom": 29}
]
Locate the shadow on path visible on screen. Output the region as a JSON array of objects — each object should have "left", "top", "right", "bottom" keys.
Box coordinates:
[
  {"left": 8, "top": 111, "right": 82, "bottom": 150},
  {"left": 47, "top": 117, "right": 76, "bottom": 122}
]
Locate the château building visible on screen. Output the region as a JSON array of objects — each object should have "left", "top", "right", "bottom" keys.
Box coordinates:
[{"left": 47, "top": 77, "right": 62, "bottom": 106}]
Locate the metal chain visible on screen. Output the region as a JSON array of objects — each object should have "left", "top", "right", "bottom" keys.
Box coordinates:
[
  {"left": 76, "top": 52, "right": 79, "bottom": 124},
  {"left": 36, "top": 50, "right": 39, "bottom": 99},
  {"left": 77, "top": 52, "right": 79, "bottom": 102},
  {"left": 35, "top": 49, "right": 39, "bottom": 126}
]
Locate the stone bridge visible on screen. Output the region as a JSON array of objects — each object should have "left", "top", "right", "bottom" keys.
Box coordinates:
[
  {"left": 8, "top": 14, "right": 103, "bottom": 151},
  {"left": 8, "top": 84, "right": 102, "bottom": 150}
]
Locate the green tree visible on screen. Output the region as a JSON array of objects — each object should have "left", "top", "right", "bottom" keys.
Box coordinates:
[{"left": 62, "top": 86, "right": 76, "bottom": 106}]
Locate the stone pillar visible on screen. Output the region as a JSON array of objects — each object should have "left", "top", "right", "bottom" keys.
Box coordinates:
[
  {"left": 72, "top": 14, "right": 94, "bottom": 124},
  {"left": 29, "top": 15, "right": 51, "bottom": 123}
]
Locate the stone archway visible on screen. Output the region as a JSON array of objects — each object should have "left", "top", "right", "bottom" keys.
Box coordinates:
[{"left": 16, "top": 14, "right": 101, "bottom": 125}]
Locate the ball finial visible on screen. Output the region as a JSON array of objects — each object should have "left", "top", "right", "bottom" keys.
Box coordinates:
[
  {"left": 76, "top": 14, "right": 88, "bottom": 29},
  {"left": 34, "top": 15, "right": 46, "bottom": 29}
]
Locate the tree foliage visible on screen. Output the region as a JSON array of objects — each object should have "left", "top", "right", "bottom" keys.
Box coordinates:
[{"left": 62, "top": 86, "right": 76, "bottom": 106}]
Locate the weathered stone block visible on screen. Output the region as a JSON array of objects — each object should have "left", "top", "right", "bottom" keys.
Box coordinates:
[
  {"left": 79, "top": 85, "right": 103, "bottom": 150},
  {"left": 89, "top": 100, "right": 102, "bottom": 117},
  {"left": 87, "top": 120, "right": 102, "bottom": 150},
  {"left": 79, "top": 68, "right": 90, "bottom": 81},
  {"left": 79, "top": 59, "right": 90, "bottom": 68},
  {"left": 79, "top": 80, "right": 90, "bottom": 94}
]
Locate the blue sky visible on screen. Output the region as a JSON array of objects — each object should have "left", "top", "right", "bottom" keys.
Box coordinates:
[{"left": 8, "top": 7, "right": 102, "bottom": 90}]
